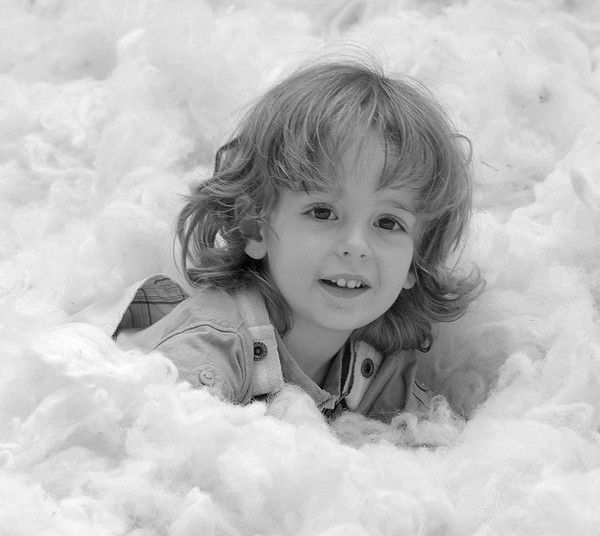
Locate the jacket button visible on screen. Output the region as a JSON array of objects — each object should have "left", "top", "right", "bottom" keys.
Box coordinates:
[
  {"left": 199, "top": 370, "right": 215, "bottom": 386},
  {"left": 253, "top": 342, "right": 267, "bottom": 361},
  {"left": 360, "top": 358, "right": 375, "bottom": 378}
]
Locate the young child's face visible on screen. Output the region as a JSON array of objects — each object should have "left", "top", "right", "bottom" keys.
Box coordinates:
[{"left": 245, "top": 136, "right": 417, "bottom": 340}]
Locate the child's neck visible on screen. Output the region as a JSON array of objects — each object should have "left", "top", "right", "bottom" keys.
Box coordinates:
[{"left": 282, "top": 320, "right": 351, "bottom": 387}]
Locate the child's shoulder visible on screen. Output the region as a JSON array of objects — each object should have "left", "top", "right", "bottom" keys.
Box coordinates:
[
  {"left": 116, "top": 280, "right": 254, "bottom": 359},
  {"left": 189, "top": 285, "right": 258, "bottom": 332},
  {"left": 74, "top": 274, "right": 249, "bottom": 339},
  {"left": 153, "top": 284, "right": 247, "bottom": 334}
]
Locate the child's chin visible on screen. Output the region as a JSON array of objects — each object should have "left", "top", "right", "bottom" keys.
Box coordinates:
[{"left": 313, "top": 314, "right": 378, "bottom": 333}]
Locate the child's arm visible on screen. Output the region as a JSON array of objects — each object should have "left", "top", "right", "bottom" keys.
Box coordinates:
[{"left": 124, "top": 322, "right": 254, "bottom": 405}]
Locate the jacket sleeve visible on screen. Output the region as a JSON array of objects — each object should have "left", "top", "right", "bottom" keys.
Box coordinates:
[{"left": 121, "top": 321, "right": 253, "bottom": 405}]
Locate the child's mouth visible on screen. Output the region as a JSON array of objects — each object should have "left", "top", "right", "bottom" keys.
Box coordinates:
[{"left": 320, "top": 278, "right": 368, "bottom": 290}]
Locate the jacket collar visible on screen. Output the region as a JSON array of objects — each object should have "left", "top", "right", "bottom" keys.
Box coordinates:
[{"left": 275, "top": 331, "right": 354, "bottom": 412}]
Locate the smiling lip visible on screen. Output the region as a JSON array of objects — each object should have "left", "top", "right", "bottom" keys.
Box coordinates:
[
  {"left": 318, "top": 280, "right": 368, "bottom": 299},
  {"left": 318, "top": 275, "right": 370, "bottom": 298},
  {"left": 321, "top": 274, "right": 371, "bottom": 288}
]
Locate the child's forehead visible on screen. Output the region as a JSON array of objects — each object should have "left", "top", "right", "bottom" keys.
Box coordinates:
[
  {"left": 303, "top": 174, "right": 409, "bottom": 191},
  {"left": 324, "top": 127, "right": 385, "bottom": 157},
  {"left": 315, "top": 133, "right": 424, "bottom": 191}
]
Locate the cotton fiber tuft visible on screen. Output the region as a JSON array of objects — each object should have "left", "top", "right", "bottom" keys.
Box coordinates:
[{"left": 1, "top": 1, "right": 600, "bottom": 534}]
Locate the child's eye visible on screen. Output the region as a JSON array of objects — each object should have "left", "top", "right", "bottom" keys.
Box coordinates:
[
  {"left": 308, "top": 206, "right": 335, "bottom": 220},
  {"left": 376, "top": 217, "right": 405, "bottom": 231}
]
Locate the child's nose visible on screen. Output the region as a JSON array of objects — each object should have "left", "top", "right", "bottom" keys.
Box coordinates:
[
  {"left": 343, "top": 249, "right": 367, "bottom": 259},
  {"left": 338, "top": 224, "right": 371, "bottom": 259}
]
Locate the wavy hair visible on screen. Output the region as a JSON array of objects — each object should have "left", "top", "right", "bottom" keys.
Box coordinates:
[{"left": 177, "top": 58, "right": 484, "bottom": 354}]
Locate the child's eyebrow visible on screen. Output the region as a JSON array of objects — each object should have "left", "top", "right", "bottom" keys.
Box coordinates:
[
  {"left": 388, "top": 200, "right": 416, "bottom": 215},
  {"left": 299, "top": 180, "right": 329, "bottom": 194},
  {"left": 298, "top": 182, "right": 333, "bottom": 195}
]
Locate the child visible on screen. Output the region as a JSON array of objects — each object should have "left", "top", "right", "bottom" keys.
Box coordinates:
[{"left": 107, "top": 58, "right": 482, "bottom": 422}]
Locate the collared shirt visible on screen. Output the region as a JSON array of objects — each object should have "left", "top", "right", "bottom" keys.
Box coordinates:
[
  {"left": 75, "top": 274, "right": 433, "bottom": 422},
  {"left": 276, "top": 334, "right": 350, "bottom": 413}
]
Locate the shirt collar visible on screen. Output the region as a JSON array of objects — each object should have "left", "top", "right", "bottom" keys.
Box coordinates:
[{"left": 275, "top": 332, "right": 352, "bottom": 411}]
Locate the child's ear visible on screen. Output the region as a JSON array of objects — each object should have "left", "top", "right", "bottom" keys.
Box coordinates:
[
  {"left": 242, "top": 218, "right": 267, "bottom": 259},
  {"left": 402, "top": 267, "right": 416, "bottom": 289}
]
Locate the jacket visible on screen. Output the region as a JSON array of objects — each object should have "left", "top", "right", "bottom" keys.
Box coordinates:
[{"left": 74, "top": 274, "right": 433, "bottom": 422}]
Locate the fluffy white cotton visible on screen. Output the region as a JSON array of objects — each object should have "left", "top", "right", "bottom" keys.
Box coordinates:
[{"left": 1, "top": 0, "right": 600, "bottom": 534}]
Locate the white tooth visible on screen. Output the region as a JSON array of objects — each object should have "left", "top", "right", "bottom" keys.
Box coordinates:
[
  {"left": 336, "top": 278, "right": 346, "bottom": 287},
  {"left": 347, "top": 280, "right": 357, "bottom": 288}
]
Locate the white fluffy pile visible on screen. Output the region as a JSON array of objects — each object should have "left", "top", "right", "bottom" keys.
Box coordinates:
[{"left": 1, "top": 1, "right": 600, "bottom": 534}]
